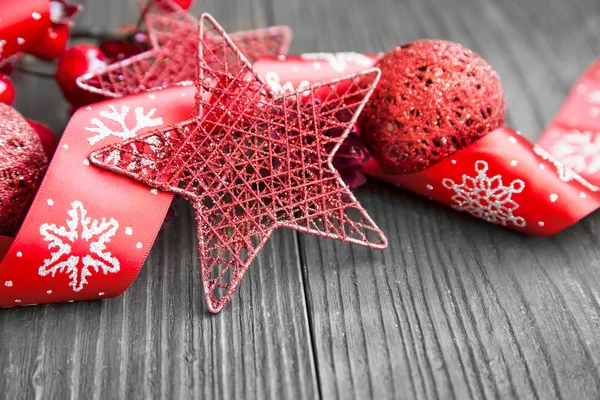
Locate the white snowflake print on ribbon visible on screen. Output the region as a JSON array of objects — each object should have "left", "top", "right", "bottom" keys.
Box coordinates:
[
  {"left": 301, "top": 52, "right": 374, "bottom": 72},
  {"left": 39, "top": 201, "right": 120, "bottom": 292},
  {"left": 85, "top": 105, "right": 164, "bottom": 145},
  {"left": 550, "top": 131, "right": 600, "bottom": 175},
  {"left": 588, "top": 91, "right": 600, "bottom": 104},
  {"left": 442, "top": 160, "right": 526, "bottom": 227},
  {"left": 533, "top": 145, "right": 599, "bottom": 192}
]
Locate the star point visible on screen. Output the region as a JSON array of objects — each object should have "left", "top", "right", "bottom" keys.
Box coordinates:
[
  {"left": 77, "top": 7, "right": 292, "bottom": 98},
  {"left": 90, "top": 13, "right": 386, "bottom": 312}
]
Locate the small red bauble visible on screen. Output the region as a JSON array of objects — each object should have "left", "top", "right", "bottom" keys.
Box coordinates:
[
  {"left": 156, "top": 0, "right": 193, "bottom": 10},
  {"left": 0, "top": 74, "right": 16, "bottom": 105},
  {"left": 0, "top": 62, "right": 15, "bottom": 76},
  {"left": 56, "top": 44, "right": 107, "bottom": 108},
  {"left": 26, "top": 119, "right": 57, "bottom": 159},
  {"left": 358, "top": 40, "right": 506, "bottom": 174},
  {"left": 100, "top": 25, "right": 150, "bottom": 63},
  {"left": 26, "top": 23, "right": 70, "bottom": 61},
  {"left": 0, "top": 104, "right": 48, "bottom": 235}
]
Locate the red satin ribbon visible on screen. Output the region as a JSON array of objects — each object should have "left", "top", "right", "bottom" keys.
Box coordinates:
[
  {"left": 536, "top": 61, "right": 600, "bottom": 172},
  {"left": 0, "top": 85, "right": 195, "bottom": 307},
  {"left": 362, "top": 127, "right": 599, "bottom": 236},
  {"left": 0, "top": 0, "right": 50, "bottom": 63},
  {"left": 1, "top": 53, "right": 599, "bottom": 307}
]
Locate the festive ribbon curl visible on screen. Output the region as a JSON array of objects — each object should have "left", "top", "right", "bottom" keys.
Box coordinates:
[{"left": 253, "top": 54, "right": 600, "bottom": 236}]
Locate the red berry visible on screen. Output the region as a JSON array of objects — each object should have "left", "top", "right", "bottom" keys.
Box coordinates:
[
  {"left": 358, "top": 40, "right": 505, "bottom": 174},
  {"left": 56, "top": 44, "right": 107, "bottom": 108},
  {"left": 156, "top": 0, "right": 193, "bottom": 11},
  {"left": 27, "top": 23, "right": 71, "bottom": 61},
  {"left": 0, "top": 61, "right": 15, "bottom": 76},
  {"left": 0, "top": 53, "right": 22, "bottom": 76},
  {"left": 100, "top": 25, "right": 150, "bottom": 62},
  {"left": 26, "top": 119, "right": 57, "bottom": 159},
  {"left": 0, "top": 74, "right": 16, "bottom": 105}
]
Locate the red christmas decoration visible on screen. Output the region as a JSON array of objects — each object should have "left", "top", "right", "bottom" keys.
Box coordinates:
[
  {"left": 358, "top": 40, "right": 506, "bottom": 174},
  {"left": 0, "top": 104, "right": 48, "bottom": 235},
  {"left": 0, "top": 0, "right": 51, "bottom": 63},
  {"left": 26, "top": 119, "right": 57, "bottom": 158},
  {"left": 26, "top": 23, "right": 71, "bottom": 61},
  {"left": 253, "top": 51, "right": 600, "bottom": 235},
  {"left": 77, "top": 7, "right": 292, "bottom": 98},
  {"left": 0, "top": 73, "right": 15, "bottom": 105},
  {"left": 0, "top": 82, "right": 198, "bottom": 308},
  {"left": 27, "top": 24, "right": 71, "bottom": 61},
  {"left": 56, "top": 44, "right": 107, "bottom": 108},
  {"left": 255, "top": 53, "right": 384, "bottom": 189},
  {"left": 90, "top": 14, "right": 387, "bottom": 312},
  {"left": 99, "top": 26, "right": 151, "bottom": 63},
  {"left": 0, "top": 57, "right": 17, "bottom": 75},
  {"left": 155, "top": 0, "right": 194, "bottom": 11},
  {"left": 2, "top": 10, "right": 600, "bottom": 309},
  {"left": 26, "top": 0, "right": 83, "bottom": 61},
  {"left": 95, "top": 0, "right": 190, "bottom": 64}
]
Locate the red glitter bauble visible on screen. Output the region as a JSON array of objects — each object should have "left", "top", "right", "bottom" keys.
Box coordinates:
[
  {"left": 0, "top": 104, "right": 48, "bottom": 235},
  {"left": 358, "top": 40, "right": 506, "bottom": 174}
]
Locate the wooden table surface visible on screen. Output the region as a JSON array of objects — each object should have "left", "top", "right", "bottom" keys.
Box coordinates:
[{"left": 2, "top": 0, "right": 600, "bottom": 399}]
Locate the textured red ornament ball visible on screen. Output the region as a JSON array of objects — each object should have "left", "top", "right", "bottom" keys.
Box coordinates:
[
  {"left": 358, "top": 40, "right": 506, "bottom": 174},
  {"left": 0, "top": 74, "right": 16, "bottom": 105},
  {"left": 0, "top": 104, "right": 48, "bottom": 235},
  {"left": 56, "top": 44, "right": 107, "bottom": 108}
]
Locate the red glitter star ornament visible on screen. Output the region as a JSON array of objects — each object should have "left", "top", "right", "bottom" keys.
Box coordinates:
[
  {"left": 77, "top": 6, "right": 292, "bottom": 98},
  {"left": 90, "top": 14, "right": 387, "bottom": 312}
]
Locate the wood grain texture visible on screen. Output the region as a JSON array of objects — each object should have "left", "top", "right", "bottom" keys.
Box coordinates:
[
  {"left": 2, "top": 0, "right": 600, "bottom": 399},
  {"left": 2, "top": 1, "right": 317, "bottom": 400},
  {"left": 272, "top": 0, "right": 600, "bottom": 399}
]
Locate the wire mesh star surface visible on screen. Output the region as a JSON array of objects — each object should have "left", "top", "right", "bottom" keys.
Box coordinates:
[
  {"left": 77, "top": 4, "right": 292, "bottom": 98},
  {"left": 90, "top": 14, "right": 387, "bottom": 312}
]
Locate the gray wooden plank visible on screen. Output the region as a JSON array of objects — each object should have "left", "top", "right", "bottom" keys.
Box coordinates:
[
  {"left": 0, "top": 204, "right": 318, "bottom": 400},
  {"left": 4, "top": 0, "right": 600, "bottom": 399},
  {"left": 271, "top": 0, "right": 600, "bottom": 398},
  {"left": 0, "top": 1, "right": 318, "bottom": 399}
]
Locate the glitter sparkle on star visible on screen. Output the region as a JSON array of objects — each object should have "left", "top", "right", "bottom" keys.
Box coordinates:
[
  {"left": 77, "top": 7, "right": 292, "bottom": 98},
  {"left": 89, "top": 14, "right": 387, "bottom": 313}
]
